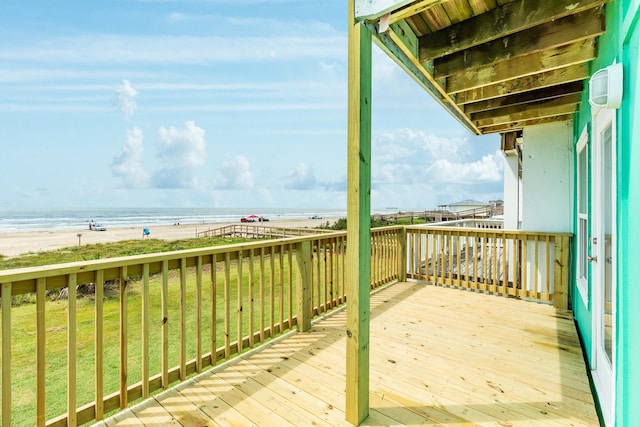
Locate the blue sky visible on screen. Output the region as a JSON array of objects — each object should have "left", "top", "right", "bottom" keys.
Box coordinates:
[{"left": 0, "top": 0, "right": 503, "bottom": 210}]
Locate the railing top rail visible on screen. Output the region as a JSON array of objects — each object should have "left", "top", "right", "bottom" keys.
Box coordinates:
[
  {"left": 196, "top": 224, "right": 335, "bottom": 237},
  {"left": 404, "top": 225, "right": 573, "bottom": 236},
  {"left": 0, "top": 230, "right": 348, "bottom": 283}
]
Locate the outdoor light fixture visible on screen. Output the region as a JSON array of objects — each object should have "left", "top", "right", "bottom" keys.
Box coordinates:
[{"left": 589, "top": 62, "right": 623, "bottom": 109}]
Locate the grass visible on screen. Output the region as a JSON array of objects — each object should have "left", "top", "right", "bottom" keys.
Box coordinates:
[{"left": 0, "top": 235, "right": 321, "bottom": 425}]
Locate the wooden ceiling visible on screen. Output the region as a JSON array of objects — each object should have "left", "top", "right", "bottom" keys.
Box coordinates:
[{"left": 366, "top": 0, "right": 610, "bottom": 135}]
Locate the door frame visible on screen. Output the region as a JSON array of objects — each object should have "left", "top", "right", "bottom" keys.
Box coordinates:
[{"left": 590, "top": 106, "right": 617, "bottom": 426}]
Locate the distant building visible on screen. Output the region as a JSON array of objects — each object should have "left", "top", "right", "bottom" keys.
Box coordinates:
[{"left": 437, "top": 199, "right": 490, "bottom": 213}]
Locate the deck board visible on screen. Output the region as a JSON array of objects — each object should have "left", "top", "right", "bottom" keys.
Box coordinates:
[{"left": 101, "top": 282, "right": 599, "bottom": 426}]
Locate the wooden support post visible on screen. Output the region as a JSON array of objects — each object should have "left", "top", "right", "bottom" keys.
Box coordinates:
[
  {"left": 347, "top": 1, "right": 372, "bottom": 423},
  {"left": 296, "top": 241, "right": 312, "bottom": 332},
  {"left": 397, "top": 227, "right": 407, "bottom": 282},
  {"left": 553, "top": 234, "right": 570, "bottom": 310}
]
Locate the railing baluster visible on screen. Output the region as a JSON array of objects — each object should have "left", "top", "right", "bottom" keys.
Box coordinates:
[
  {"left": 279, "top": 246, "right": 284, "bottom": 332},
  {"left": 249, "top": 249, "right": 255, "bottom": 348},
  {"left": 259, "top": 247, "right": 265, "bottom": 343},
  {"left": 141, "top": 264, "right": 150, "bottom": 397},
  {"left": 68, "top": 273, "right": 78, "bottom": 426},
  {"left": 196, "top": 256, "right": 203, "bottom": 372},
  {"left": 179, "top": 258, "right": 187, "bottom": 380},
  {"left": 36, "top": 278, "right": 46, "bottom": 427},
  {"left": 95, "top": 270, "right": 104, "bottom": 419},
  {"left": 545, "top": 235, "right": 551, "bottom": 298},
  {"left": 211, "top": 254, "right": 217, "bottom": 366},
  {"left": 534, "top": 235, "right": 540, "bottom": 298},
  {"left": 237, "top": 250, "right": 243, "bottom": 354},
  {"left": 161, "top": 260, "right": 169, "bottom": 388},
  {"left": 2, "top": 282, "right": 12, "bottom": 427},
  {"left": 329, "top": 240, "right": 335, "bottom": 308},
  {"left": 522, "top": 234, "right": 528, "bottom": 298},
  {"left": 270, "top": 246, "right": 276, "bottom": 337},
  {"left": 315, "top": 241, "right": 321, "bottom": 315},
  {"left": 118, "top": 268, "right": 127, "bottom": 410},
  {"left": 288, "top": 244, "right": 294, "bottom": 324},
  {"left": 224, "top": 252, "right": 231, "bottom": 359}
]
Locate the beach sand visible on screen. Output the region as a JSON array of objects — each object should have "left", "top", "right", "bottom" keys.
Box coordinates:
[{"left": 0, "top": 218, "right": 334, "bottom": 259}]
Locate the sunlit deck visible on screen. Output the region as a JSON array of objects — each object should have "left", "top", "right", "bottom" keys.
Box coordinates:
[{"left": 99, "top": 282, "right": 598, "bottom": 426}]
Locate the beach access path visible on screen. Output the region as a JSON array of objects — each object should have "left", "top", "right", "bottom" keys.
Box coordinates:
[{"left": 0, "top": 218, "right": 332, "bottom": 258}]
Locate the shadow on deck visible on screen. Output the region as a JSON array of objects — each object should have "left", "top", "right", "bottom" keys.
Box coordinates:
[{"left": 99, "top": 282, "right": 598, "bottom": 426}]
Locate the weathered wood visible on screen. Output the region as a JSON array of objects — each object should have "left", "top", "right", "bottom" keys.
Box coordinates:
[
  {"left": 433, "top": 9, "right": 605, "bottom": 78},
  {"left": 347, "top": 0, "right": 372, "bottom": 423},
  {"left": 472, "top": 93, "right": 581, "bottom": 127},
  {"left": 179, "top": 258, "right": 187, "bottom": 381},
  {"left": 446, "top": 39, "right": 596, "bottom": 94},
  {"left": 479, "top": 114, "right": 575, "bottom": 134},
  {"left": 224, "top": 252, "right": 231, "bottom": 360},
  {"left": 210, "top": 256, "right": 217, "bottom": 366},
  {"left": 389, "top": 0, "right": 450, "bottom": 25},
  {"left": 456, "top": 62, "right": 591, "bottom": 104},
  {"left": 419, "top": 0, "right": 609, "bottom": 60},
  {"left": 464, "top": 81, "right": 584, "bottom": 114}
]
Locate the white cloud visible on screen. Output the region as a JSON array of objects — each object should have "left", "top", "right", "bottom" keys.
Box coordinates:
[
  {"left": 369, "top": 129, "right": 503, "bottom": 207},
  {"left": 215, "top": 155, "right": 254, "bottom": 190},
  {"left": 116, "top": 80, "right": 138, "bottom": 118},
  {"left": 428, "top": 151, "right": 504, "bottom": 184},
  {"left": 285, "top": 163, "right": 318, "bottom": 190},
  {"left": 152, "top": 121, "right": 206, "bottom": 188},
  {"left": 111, "top": 127, "right": 150, "bottom": 187}
]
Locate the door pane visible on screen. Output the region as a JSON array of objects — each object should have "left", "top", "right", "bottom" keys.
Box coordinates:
[{"left": 603, "top": 124, "right": 613, "bottom": 364}]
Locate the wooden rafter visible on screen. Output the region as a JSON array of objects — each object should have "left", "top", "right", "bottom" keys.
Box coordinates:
[
  {"left": 480, "top": 114, "right": 575, "bottom": 134},
  {"left": 471, "top": 93, "right": 582, "bottom": 124},
  {"left": 389, "top": 0, "right": 450, "bottom": 24},
  {"left": 433, "top": 8, "right": 604, "bottom": 78},
  {"left": 455, "top": 63, "right": 591, "bottom": 104},
  {"left": 464, "top": 81, "right": 584, "bottom": 114},
  {"left": 475, "top": 102, "right": 579, "bottom": 128},
  {"left": 446, "top": 39, "right": 595, "bottom": 94},
  {"left": 418, "top": 0, "right": 610, "bottom": 60}
]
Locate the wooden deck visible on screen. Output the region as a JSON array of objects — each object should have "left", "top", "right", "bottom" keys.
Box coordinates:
[{"left": 98, "top": 282, "right": 599, "bottom": 426}]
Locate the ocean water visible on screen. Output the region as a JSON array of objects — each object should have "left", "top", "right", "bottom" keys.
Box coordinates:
[{"left": 0, "top": 207, "right": 349, "bottom": 232}]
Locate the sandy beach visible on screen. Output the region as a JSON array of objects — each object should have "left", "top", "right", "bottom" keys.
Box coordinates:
[{"left": 0, "top": 217, "right": 334, "bottom": 259}]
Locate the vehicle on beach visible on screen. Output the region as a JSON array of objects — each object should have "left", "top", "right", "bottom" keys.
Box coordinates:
[
  {"left": 310, "top": 215, "right": 322, "bottom": 219},
  {"left": 241, "top": 215, "right": 268, "bottom": 223},
  {"left": 92, "top": 223, "right": 107, "bottom": 231}
]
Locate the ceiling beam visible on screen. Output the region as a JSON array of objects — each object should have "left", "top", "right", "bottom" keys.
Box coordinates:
[
  {"left": 389, "top": 0, "right": 450, "bottom": 24},
  {"left": 464, "top": 81, "right": 584, "bottom": 114},
  {"left": 456, "top": 63, "right": 591, "bottom": 104},
  {"left": 480, "top": 115, "right": 574, "bottom": 134},
  {"left": 474, "top": 102, "right": 579, "bottom": 128},
  {"left": 470, "top": 93, "right": 582, "bottom": 123},
  {"left": 419, "top": 0, "right": 610, "bottom": 60},
  {"left": 446, "top": 39, "right": 595, "bottom": 94},
  {"left": 433, "top": 8, "right": 604, "bottom": 78}
]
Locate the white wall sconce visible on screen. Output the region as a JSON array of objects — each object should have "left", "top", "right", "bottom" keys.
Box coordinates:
[{"left": 589, "top": 62, "right": 623, "bottom": 109}]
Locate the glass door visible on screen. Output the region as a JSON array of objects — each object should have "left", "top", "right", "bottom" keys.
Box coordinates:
[{"left": 591, "top": 109, "right": 616, "bottom": 426}]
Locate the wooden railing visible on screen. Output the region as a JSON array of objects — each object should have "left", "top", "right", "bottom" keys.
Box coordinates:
[
  {"left": 0, "top": 228, "right": 402, "bottom": 427},
  {"left": 405, "top": 226, "right": 571, "bottom": 309},
  {"left": 196, "top": 224, "right": 334, "bottom": 239}
]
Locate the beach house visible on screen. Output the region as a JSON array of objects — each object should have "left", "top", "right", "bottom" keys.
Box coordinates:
[
  {"left": 346, "top": 0, "right": 639, "bottom": 425},
  {"left": 1, "top": 1, "right": 637, "bottom": 426}
]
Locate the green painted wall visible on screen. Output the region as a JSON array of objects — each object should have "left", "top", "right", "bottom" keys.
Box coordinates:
[
  {"left": 572, "top": 1, "right": 621, "bottom": 363},
  {"left": 572, "top": 1, "right": 640, "bottom": 424},
  {"left": 617, "top": 1, "right": 640, "bottom": 423}
]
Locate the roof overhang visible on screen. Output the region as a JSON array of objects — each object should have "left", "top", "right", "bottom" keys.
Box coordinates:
[{"left": 356, "top": 0, "right": 610, "bottom": 135}]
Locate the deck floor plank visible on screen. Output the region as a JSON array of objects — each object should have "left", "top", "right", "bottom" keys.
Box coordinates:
[{"left": 103, "top": 282, "right": 599, "bottom": 426}]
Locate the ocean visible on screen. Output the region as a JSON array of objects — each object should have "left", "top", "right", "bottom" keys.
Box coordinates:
[{"left": 0, "top": 207, "right": 350, "bottom": 232}]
